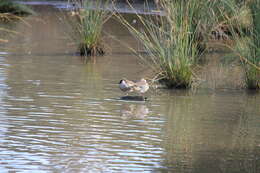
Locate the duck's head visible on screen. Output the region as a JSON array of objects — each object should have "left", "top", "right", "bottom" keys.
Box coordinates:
[{"left": 119, "top": 79, "right": 125, "bottom": 84}]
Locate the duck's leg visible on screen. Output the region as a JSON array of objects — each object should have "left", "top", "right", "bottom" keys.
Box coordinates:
[
  {"left": 138, "top": 92, "right": 143, "bottom": 98},
  {"left": 141, "top": 93, "right": 147, "bottom": 101}
]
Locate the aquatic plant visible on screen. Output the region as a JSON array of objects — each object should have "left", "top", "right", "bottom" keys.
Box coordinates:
[
  {"left": 68, "top": 0, "right": 111, "bottom": 56},
  {"left": 117, "top": 0, "right": 214, "bottom": 88},
  {"left": 0, "top": 0, "right": 34, "bottom": 15},
  {"left": 240, "top": 2, "right": 260, "bottom": 89},
  {"left": 234, "top": 38, "right": 260, "bottom": 89},
  {"left": 225, "top": 0, "right": 260, "bottom": 89}
]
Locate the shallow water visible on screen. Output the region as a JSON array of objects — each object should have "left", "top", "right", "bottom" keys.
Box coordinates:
[
  {"left": 17, "top": 0, "right": 160, "bottom": 15},
  {"left": 0, "top": 5, "right": 259, "bottom": 173}
]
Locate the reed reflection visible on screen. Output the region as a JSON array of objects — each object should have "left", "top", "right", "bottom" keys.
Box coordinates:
[{"left": 158, "top": 92, "right": 260, "bottom": 173}]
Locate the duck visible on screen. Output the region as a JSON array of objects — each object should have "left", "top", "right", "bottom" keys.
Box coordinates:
[{"left": 119, "top": 78, "right": 149, "bottom": 95}]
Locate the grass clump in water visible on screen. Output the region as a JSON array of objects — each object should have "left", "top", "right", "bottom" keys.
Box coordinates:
[
  {"left": 234, "top": 37, "right": 260, "bottom": 89},
  {"left": 0, "top": 0, "right": 34, "bottom": 15},
  {"left": 229, "top": 1, "right": 260, "bottom": 89},
  {"left": 68, "top": 0, "right": 111, "bottom": 56},
  {"left": 117, "top": 0, "right": 214, "bottom": 89},
  {"left": 246, "top": 1, "right": 260, "bottom": 89}
]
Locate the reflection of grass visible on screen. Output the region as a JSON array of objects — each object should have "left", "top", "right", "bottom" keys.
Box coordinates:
[
  {"left": 160, "top": 92, "right": 259, "bottom": 172},
  {"left": 225, "top": 96, "right": 259, "bottom": 173},
  {"left": 0, "top": 0, "right": 34, "bottom": 15},
  {"left": 68, "top": 0, "right": 111, "bottom": 56},
  {"left": 161, "top": 94, "right": 201, "bottom": 172}
]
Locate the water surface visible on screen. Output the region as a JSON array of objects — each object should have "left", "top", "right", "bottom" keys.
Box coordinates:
[{"left": 0, "top": 5, "right": 259, "bottom": 173}]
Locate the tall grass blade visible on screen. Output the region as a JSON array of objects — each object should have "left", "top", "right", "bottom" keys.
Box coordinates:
[
  {"left": 227, "top": 0, "right": 260, "bottom": 89},
  {"left": 67, "top": 0, "right": 112, "bottom": 56},
  {"left": 116, "top": 0, "right": 214, "bottom": 88}
]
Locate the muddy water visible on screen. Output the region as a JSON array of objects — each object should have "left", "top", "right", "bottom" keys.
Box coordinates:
[{"left": 0, "top": 6, "right": 259, "bottom": 173}]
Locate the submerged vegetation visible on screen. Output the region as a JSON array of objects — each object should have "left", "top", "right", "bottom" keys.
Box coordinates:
[
  {"left": 0, "top": 0, "right": 34, "bottom": 15},
  {"left": 68, "top": 0, "right": 111, "bottom": 56}
]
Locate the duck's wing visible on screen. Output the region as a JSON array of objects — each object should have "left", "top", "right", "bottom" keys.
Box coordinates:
[
  {"left": 124, "top": 79, "right": 136, "bottom": 87},
  {"left": 135, "top": 79, "right": 147, "bottom": 86},
  {"left": 133, "top": 79, "right": 149, "bottom": 93}
]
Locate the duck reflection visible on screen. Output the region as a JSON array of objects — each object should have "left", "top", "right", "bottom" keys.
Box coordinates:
[{"left": 120, "top": 104, "right": 149, "bottom": 119}]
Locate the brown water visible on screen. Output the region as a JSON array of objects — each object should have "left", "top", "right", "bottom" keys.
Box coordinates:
[{"left": 0, "top": 6, "right": 259, "bottom": 173}]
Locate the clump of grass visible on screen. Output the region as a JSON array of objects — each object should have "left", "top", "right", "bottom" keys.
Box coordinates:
[
  {"left": 234, "top": 37, "right": 260, "bottom": 89},
  {"left": 204, "top": 0, "right": 252, "bottom": 41},
  {"left": 68, "top": 0, "right": 111, "bottom": 56},
  {"left": 229, "top": 1, "right": 260, "bottom": 89},
  {"left": 117, "top": 0, "right": 213, "bottom": 89},
  {"left": 0, "top": 0, "right": 35, "bottom": 15},
  {"left": 247, "top": 1, "right": 260, "bottom": 89}
]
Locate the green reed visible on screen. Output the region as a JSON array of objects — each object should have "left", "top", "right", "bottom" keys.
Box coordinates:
[
  {"left": 68, "top": 0, "right": 111, "bottom": 56},
  {"left": 117, "top": 0, "right": 214, "bottom": 88},
  {"left": 229, "top": 0, "right": 260, "bottom": 89},
  {"left": 246, "top": 0, "right": 260, "bottom": 89}
]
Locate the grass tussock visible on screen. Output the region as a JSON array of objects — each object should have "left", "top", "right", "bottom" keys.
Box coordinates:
[
  {"left": 226, "top": 0, "right": 260, "bottom": 89},
  {"left": 117, "top": 0, "right": 215, "bottom": 89},
  {"left": 0, "top": 0, "right": 35, "bottom": 15},
  {"left": 203, "top": 0, "right": 259, "bottom": 89},
  {"left": 234, "top": 37, "right": 260, "bottom": 89},
  {"left": 115, "top": 0, "right": 259, "bottom": 90},
  {"left": 68, "top": 0, "right": 111, "bottom": 56}
]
